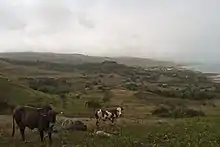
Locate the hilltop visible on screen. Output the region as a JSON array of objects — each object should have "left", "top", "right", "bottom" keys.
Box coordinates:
[{"left": 0, "top": 52, "right": 177, "bottom": 68}]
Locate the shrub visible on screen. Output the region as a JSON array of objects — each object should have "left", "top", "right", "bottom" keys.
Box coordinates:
[
  {"left": 38, "top": 86, "right": 55, "bottom": 93},
  {"left": 109, "top": 74, "right": 115, "bottom": 78},
  {"left": 92, "top": 81, "right": 99, "bottom": 85},
  {"left": 0, "top": 101, "right": 14, "bottom": 114},
  {"left": 152, "top": 105, "right": 205, "bottom": 118},
  {"left": 85, "top": 100, "right": 102, "bottom": 110},
  {"left": 60, "top": 94, "right": 67, "bottom": 108},
  {"left": 125, "top": 83, "right": 139, "bottom": 91},
  {"left": 99, "top": 74, "right": 104, "bottom": 78},
  {"left": 151, "top": 105, "right": 171, "bottom": 117},
  {"left": 98, "top": 85, "right": 109, "bottom": 91},
  {"left": 102, "top": 91, "right": 113, "bottom": 103}
]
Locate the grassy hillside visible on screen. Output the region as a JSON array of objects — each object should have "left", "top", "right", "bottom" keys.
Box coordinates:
[
  {"left": 0, "top": 56, "right": 220, "bottom": 146},
  {"left": 0, "top": 52, "right": 177, "bottom": 67},
  {"left": 0, "top": 78, "right": 62, "bottom": 114},
  {"left": 0, "top": 59, "right": 219, "bottom": 111}
]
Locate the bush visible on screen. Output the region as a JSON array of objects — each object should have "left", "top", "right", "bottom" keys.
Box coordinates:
[
  {"left": 109, "top": 74, "right": 114, "bottom": 78},
  {"left": 92, "top": 81, "right": 99, "bottom": 85},
  {"left": 0, "top": 101, "right": 14, "bottom": 114},
  {"left": 102, "top": 91, "right": 113, "bottom": 102},
  {"left": 125, "top": 83, "right": 139, "bottom": 91},
  {"left": 98, "top": 85, "right": 109, "bottom": 91},
  {"left": 85, "top": 100, "right": 102, "bottom": 110},
  {"left": 38, "top": 86, "right": 55, "bottom": 93},
  {"left": 143, "top": 86, "right": 216, "bottom": 100},
  {"left": 152, "top": 105, "right": 205, "bottom": 118},
  {"left": 151, "top": 105, "right": 171, "bottom": 117},
  {"left": 99, "top": 74, "right": 104, "bottom": 78},
  {"left": 60, "top": 94, "right": 67, "bottom": 108}
]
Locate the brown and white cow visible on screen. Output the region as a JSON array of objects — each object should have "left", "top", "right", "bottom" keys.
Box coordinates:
[{"left": 95, "top": 107, "right": 123, "bottom": 127}]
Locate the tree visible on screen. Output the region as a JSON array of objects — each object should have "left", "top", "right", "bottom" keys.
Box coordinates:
[
  {"left": 102, "top": 91, "right": 113, "bottom": 102},
  {"left": 85, "top": 100, "right": 102, "bottom": 110},
  {"left": 60, "top": 94, "right": 67, "bottom": 108}
]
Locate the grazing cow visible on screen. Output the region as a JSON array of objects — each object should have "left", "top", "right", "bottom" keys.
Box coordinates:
[
  {"left": 12, "top": 105, "right": 59, "bottom": 145},
  {"left": 95, "top": 107, "right": 123, "bottom": 127}
]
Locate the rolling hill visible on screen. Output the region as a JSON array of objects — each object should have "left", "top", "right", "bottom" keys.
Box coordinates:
[
  {"left": 0, "top": 52, "right": 177, "bottom": 68},
  {"left": 1, "top": 52, "right": 220, "bottom": 146}
]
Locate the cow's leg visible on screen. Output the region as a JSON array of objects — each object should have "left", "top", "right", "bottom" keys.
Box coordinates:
[
  {"left": 48, "top": 131, "right": 52, "bottom": 146},
  {"left": 39, "top": 131, "right": 44, "bottom": 142},
  {"left": 19, "top": 127, "right": 26, "bottom": 142},
  {"left": 111, "top": 118, "right": 115, "bottom": 124},
  {"left": 96, "top": 119, "right": 99, "bottom": 126},
  {"left": 96, "top": 119, "right": 100, "bottom": 127}
]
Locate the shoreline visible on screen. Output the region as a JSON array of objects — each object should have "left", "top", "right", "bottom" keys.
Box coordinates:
[
  {"left": 208, "top": 75, "right": 220, "bottom": 83},
  {"left": 179, "top": 65, "right": 220, "bottom": 83}
]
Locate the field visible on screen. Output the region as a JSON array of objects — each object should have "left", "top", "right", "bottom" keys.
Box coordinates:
[{"left": 0, "top": 53, "right": 220, "bottom": 147}]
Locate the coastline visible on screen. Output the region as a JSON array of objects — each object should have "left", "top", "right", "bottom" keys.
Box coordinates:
[
  {"left": 209, "top": 75, "right": 220, "bottom": 83},
  {"left": 180, "top": 64, "right": 220, "bottom": 83}
]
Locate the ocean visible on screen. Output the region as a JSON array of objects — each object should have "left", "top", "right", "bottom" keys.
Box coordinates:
[
  {"left": 182, "top": 63, "right": 220, "bottom": 74},
  {"left": 182, "top": 63, "right": 220, "bottom": 83}
]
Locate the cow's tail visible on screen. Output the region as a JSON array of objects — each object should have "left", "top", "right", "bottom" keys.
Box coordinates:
[{"left": 12, "top": 115, "right": 15, "bottom": 137}]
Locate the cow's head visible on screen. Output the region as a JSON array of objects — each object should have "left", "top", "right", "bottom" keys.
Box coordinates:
[
  {"left": 116, "top": 107, "right": 123, "bottom": 117},
  {"left": 47, "top": 110, "right": 62, "bottom": 129},
  {"left": 38, "top": 109, "right": 61, "bottom": 130},
  {"left": 37, "top": 105, "right": 52, "bottom": 114}
]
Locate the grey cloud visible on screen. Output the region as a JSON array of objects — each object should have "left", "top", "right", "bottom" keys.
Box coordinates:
[
  {"left": 0, "top": 4, "right": 26, "bottom": 30},
  {"left": 0, "top": 0, "right": 219, "bottom": 63}
]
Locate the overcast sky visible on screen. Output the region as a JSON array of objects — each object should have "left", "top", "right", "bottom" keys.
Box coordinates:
[{"left": 0, "top": 0, "right": 219, "bottom": 63}]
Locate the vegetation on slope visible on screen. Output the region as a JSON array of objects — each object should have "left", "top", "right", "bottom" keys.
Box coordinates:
[
  {"left": 0, "top": 55, "right": 220, "bottom": 146},
  {"left": 0, "top": 78, "right": 61, "bottom": 113}
]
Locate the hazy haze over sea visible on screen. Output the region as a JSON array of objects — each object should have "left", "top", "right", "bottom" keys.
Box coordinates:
[{"left": 183, "top": 63, "right": 220, "bottom": 74}]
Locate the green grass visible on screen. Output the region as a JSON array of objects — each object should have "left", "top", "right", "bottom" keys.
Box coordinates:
[
  {"left": 1, "top": 55, "right": 220, "bottom": 146},
  {"left": 1, "top": 117, "right": 220, "bottom": 147},
  {"left": 0, "top": 78, "right": 62, "bottom": 110}
]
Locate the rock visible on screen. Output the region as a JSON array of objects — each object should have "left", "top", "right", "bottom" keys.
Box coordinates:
[
  {"left": 65, "top": 120, "right": 87, "bottom": 131},
  {"left": 95, "top": 131, "right": 112, "bottom": 138},
  {"left": 157, "top": 119, "right": 168, "bottom": 125},
  {"left": 32, "top": 128, "right": 38, "bottom": 132}
]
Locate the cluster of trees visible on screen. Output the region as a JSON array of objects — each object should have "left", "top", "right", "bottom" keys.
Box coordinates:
[
  {"left": 84, "top": 90, "right": 113, "bottom": 110},
  {"left": 134, "top": 85, "right": 216, "bottom": 100},
  {"left": 150, "top": 87, "right": 216, "bottom": 100},
  {"left": 27, "top": 78, "right": 72, "bottom": 95},
  {"left": 152, "top": 104, "right": 205, "bottom": 118},
  {"left": 0, "top": 101, "right": 14, "bottom": 114},
  {"left": 102, "top": 90, "right": 113, "bottom": 102},
  {"left": 85, "top": 100, "right": 102, "bottom": 110},
  {"left": 124, "top": 83, "right": 140, "bottom": 91}
]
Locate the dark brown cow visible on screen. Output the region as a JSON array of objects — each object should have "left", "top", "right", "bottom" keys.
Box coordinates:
[{"left": 12, "top": 105, "right": 59, "bottom": 145}]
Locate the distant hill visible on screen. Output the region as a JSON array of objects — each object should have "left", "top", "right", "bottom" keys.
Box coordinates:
[{"left": 0, "top": 52, "right": 177, "bottom": 67}]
